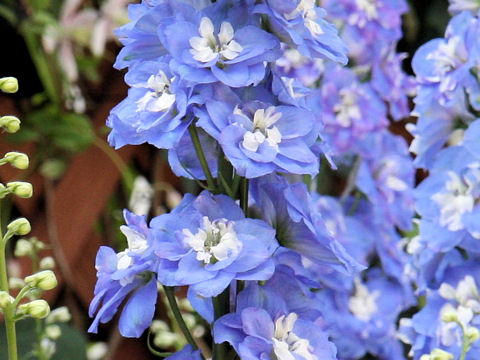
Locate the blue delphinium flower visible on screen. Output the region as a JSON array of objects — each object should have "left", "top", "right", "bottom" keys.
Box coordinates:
[
  {"left": 214, "top": 282, "right": 337, "bottom": 360},
  {"left": 250, "top": 175, "right": 364, "bottom": 275},
  {"left": 398, "top": 261, "right": 480, "bottom": 360},
  {"left": 219, "top": 101, "right": 320, "bottom": 177},
  {"left": 253, "top": 0, "right": 348, "bottom": 64},
  {"left": 152, "top": 191, "right": 278, "bottom": 297},
  {"left": 355, "top": 131, "right": 415, "bottom": 231},
  {"left": 317, "top": 269, "right": 408, "bottom": 360},
  {"left": 415, "top": 120, "right": 480, "bottom": 256},
  {"left": 320, "top": 65, "right": 388, "bottom": 154},
  {"left": 88, "top": 210, "right": 158, "bottom": 337},
  {"left": 158, "top": 0, "right": 280, "bottom": 87},
  {"left": 107, "top": 60, "right": 195, "bottom": 149}
]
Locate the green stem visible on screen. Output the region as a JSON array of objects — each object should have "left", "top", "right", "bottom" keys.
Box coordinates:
[
  {"left": 212, "top": 290, "right": 229, "bottom": 360},
  {"left": 163, "top": 286, "right": 198, "bottom": 351},
  {"left": 240, "top": 178, "right": 249, "bottom": 217},
  {"left": 0, "top": 201, "right": 18, "bottom": 360},
  {"left": 188, "top": 125, "right": 216, "bottom": 191}
]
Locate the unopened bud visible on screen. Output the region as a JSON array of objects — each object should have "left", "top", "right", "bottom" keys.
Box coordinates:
[
  {"left": 430, "top": 348, "right": 454, "bottom": 360},
  {"left": 46, "top": 306, "right": 71, "bottom": 324},
  {"left": 14, "top": 239, "right": 33, "bottom": 257},
  {"left": 465, "top": 326, "right": 480, "bottom": 343},
  {"left": 8, "top": 277, "right": 24, "bottom": 290},
  {"left": 7, "top": 181, "right": 33, "bottom": 198},
  {"left": 25, "top": 270, "right": 57, "bottom": 291},
  {"left": 442, "top": 310, "right": 458, "bottom": 323},
  {"left": 3, "top": 152, "right": 29, "bottom": 169},
  {"left": 45, "top": 324, "right": 62, "bottom": 340},
  {"left": 0, "top": 77, "right": 18, "bottom": 93},
  {"left": 0, "top": 115, "right": 20, "bottom": 133},
  {"left": 7, "top": 218, "right": 31, "bottom": 235},
  {"left": 18, "top": 299, "right": 50, "bottom": 319},
  {"left": 0, "top": 291, "right": 14, "bottom": 308},
  {"left": 39, "top": 256, "right": 55, "bottom": 270},
  {"left": 153, "top": 331, "right": 179, "bottom": 348}
]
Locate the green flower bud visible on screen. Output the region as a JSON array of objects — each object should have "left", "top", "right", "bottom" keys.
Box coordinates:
[
  {"left": 466, "top": 326, "right": 480, "bottom": 343},
  {"left": 18, "top": 299, "right": 50, "bottom": 319},
  {"left": 0, "top": 77, "right": 18, "bottom": 93},
  {"left": 39, "top": 256, "right": 56, "bottom": 270},
  {"left": 430, "top": 348, "right": 454, "bottom": 360},
  {"left": 0, "top": 290, "right": 14, "bottom": 308},
  {"left": 46, "top": 306, "right": 71, "bottom": 324},
  {"left": 7, "top": 218, "right": 31, "bottom": 236},
  {"left": 86, "top": 342, "right": 108, "bottom": 360},
  {"left": 14, "top": 239, "right": 33, "bottom": 257},
  {"left": 0, "top": 183, "right": 8, "bottom": 198},
  {"left": 0, "top": 115, "right": 20, "bottom": 133},
  {"left": 419, "top": 355, "right": 430, "bottom": 360},
  {"left": 25, "top": 270, "right": 57, "bottom": 291},
  {"left": 7, "top": 181, "right": 33, "bottom": 199},
  {"left": 8, "top": 277, "right": 25, "bottom": 290},
  {"left": 153, "top": 331, "right": 179, "bottom": 348},
  {"left": 3, "top": 152, "right": 29, "bottom": 169},
  {"left": 45, "top": 324, "right": 62, "bottom": 340},
  {"left": 442, "top": 309, "right": 458, "bottom": 323}
]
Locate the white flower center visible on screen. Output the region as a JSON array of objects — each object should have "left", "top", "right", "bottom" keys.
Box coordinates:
[
  {"left": 241, "top": 106, "right": 283, "bottom": 152},
  {"left": 431, "top": 163, "right": 480, "bottom": 233},
  {"left": 356, "top": 0, "right": 378, "bottom": 20},
  {"left": 189, "top": 17, "right": 243, "bottom": 63},
  {"left": 116, "top": 226, "right": 149, "bottom": 285},
  {"left": 285, "top": 0, "right": 324, "bottom": 36},
  {"left": 136, "top": 70, "right": 176, "bottom": 112},
  {"left": 272, "top": 313, "right": 317, "bottom": 360},
  {"left": 333, "top": 88, "right": 362, "bottom": 128},
  {"left": 183, "top": 216, "right": 242, "bottom": 264},
  {"left": 349, "top": 278, "right": 380, "bottom": 322}
]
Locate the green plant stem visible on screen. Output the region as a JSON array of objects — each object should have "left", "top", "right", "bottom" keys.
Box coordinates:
[
  {"left": 188, "top": 125, "right": 216, "bottom": 191},
  {"left": 212, "top": 290, "right": 229, "bottom": 360},
  {"left": 240, "top": 178, "right": 249, "bottom": 217},
  {"left": 163, "top": 286, "right": 199, "bottom": 351},
  {"left": 0, "top": 202, "right": 18, "bottom": 360}
]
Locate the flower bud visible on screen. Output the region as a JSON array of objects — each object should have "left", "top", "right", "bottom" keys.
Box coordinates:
[
  {"left": 7, "top": 181, "right": 33, "bottom": 198},
  {"left": 0, "top": 77, "right": 18, "bottom": 93},
  {"left": 430, "top": 348, "right": 454, "bottom": 360},
  {"left": 46, "top": 306, "right": 71, "bottom": 324},
  {"left": 442, "top": 309, "right": 458, "bottom": 323},
  {"left": 25, "top": 270, "right": 57, "bottom": 291},
  {"left": 45, "top": 324, "right": 62, "bottom": 340},
  {"left": 14, "top": 239, "right": 33, "bottom": 257},
  {"left": 0, "top": 290, "right": 14, "bottom": 308},
  {"left": 87, "top": 342, "right": 108, "bottom": 360},
  {"left": 7, "top": 218, "right": 31, "bottom": 236},
  {"left": 3, "top": 152, "right": 29, "bottom": 170},
  {"left": 465, "top": 326, "right": 480, "bottom": 343},
  {"left": 0, "top": 115, "right": 21, "bottom": 133},
  {"left": 39, "top": 256, "right": 56, "bottom": 270},
  {"left": 8, "top": 277, "right": 24, "bottom": 290},
  {"left": 18, "top": 299, "right": 50, "bottom": 319}
]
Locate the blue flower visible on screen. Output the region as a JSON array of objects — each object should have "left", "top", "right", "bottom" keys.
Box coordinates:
[
  {"left": 107, "top": 60, "right": 195, "bottom": 149},
  {"left": 88, "top": 210, "right": 157, "bottom": 337},
  {"left": 159, "top": 0, "right": 280, "bottom": 87},
  {"left": 152, "top": 191, "right": 278, "bottom": 297},
  {"left": 219, "top": 101, "right": 320, "bottom": 178},
  {"left": 398, "top": 261, "right": 480, "bottom": 360},
  {"left": 317, "top": 269, "right": 409, "bottom": 360},
  {"left": 250, "top": 175, "right": 364, "bottom": 275},
  {"left": 214, "top": 283, "right": 337, "bottom": 360},
  {"left": 253, "top": 0, "right": 348, "bottom": 64}
]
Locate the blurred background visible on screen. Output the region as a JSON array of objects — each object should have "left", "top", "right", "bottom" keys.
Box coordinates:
[{"left": 0, "top": 0, "right": 451, "bottom": 359}]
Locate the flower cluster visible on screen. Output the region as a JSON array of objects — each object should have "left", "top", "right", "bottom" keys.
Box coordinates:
[{"left": 87, "top": 0, "right": 480, "bottom": 359}]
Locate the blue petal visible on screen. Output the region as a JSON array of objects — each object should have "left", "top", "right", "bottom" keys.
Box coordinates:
[{"left": 119, "top": 277, "right": 158, "bottom": 337}]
